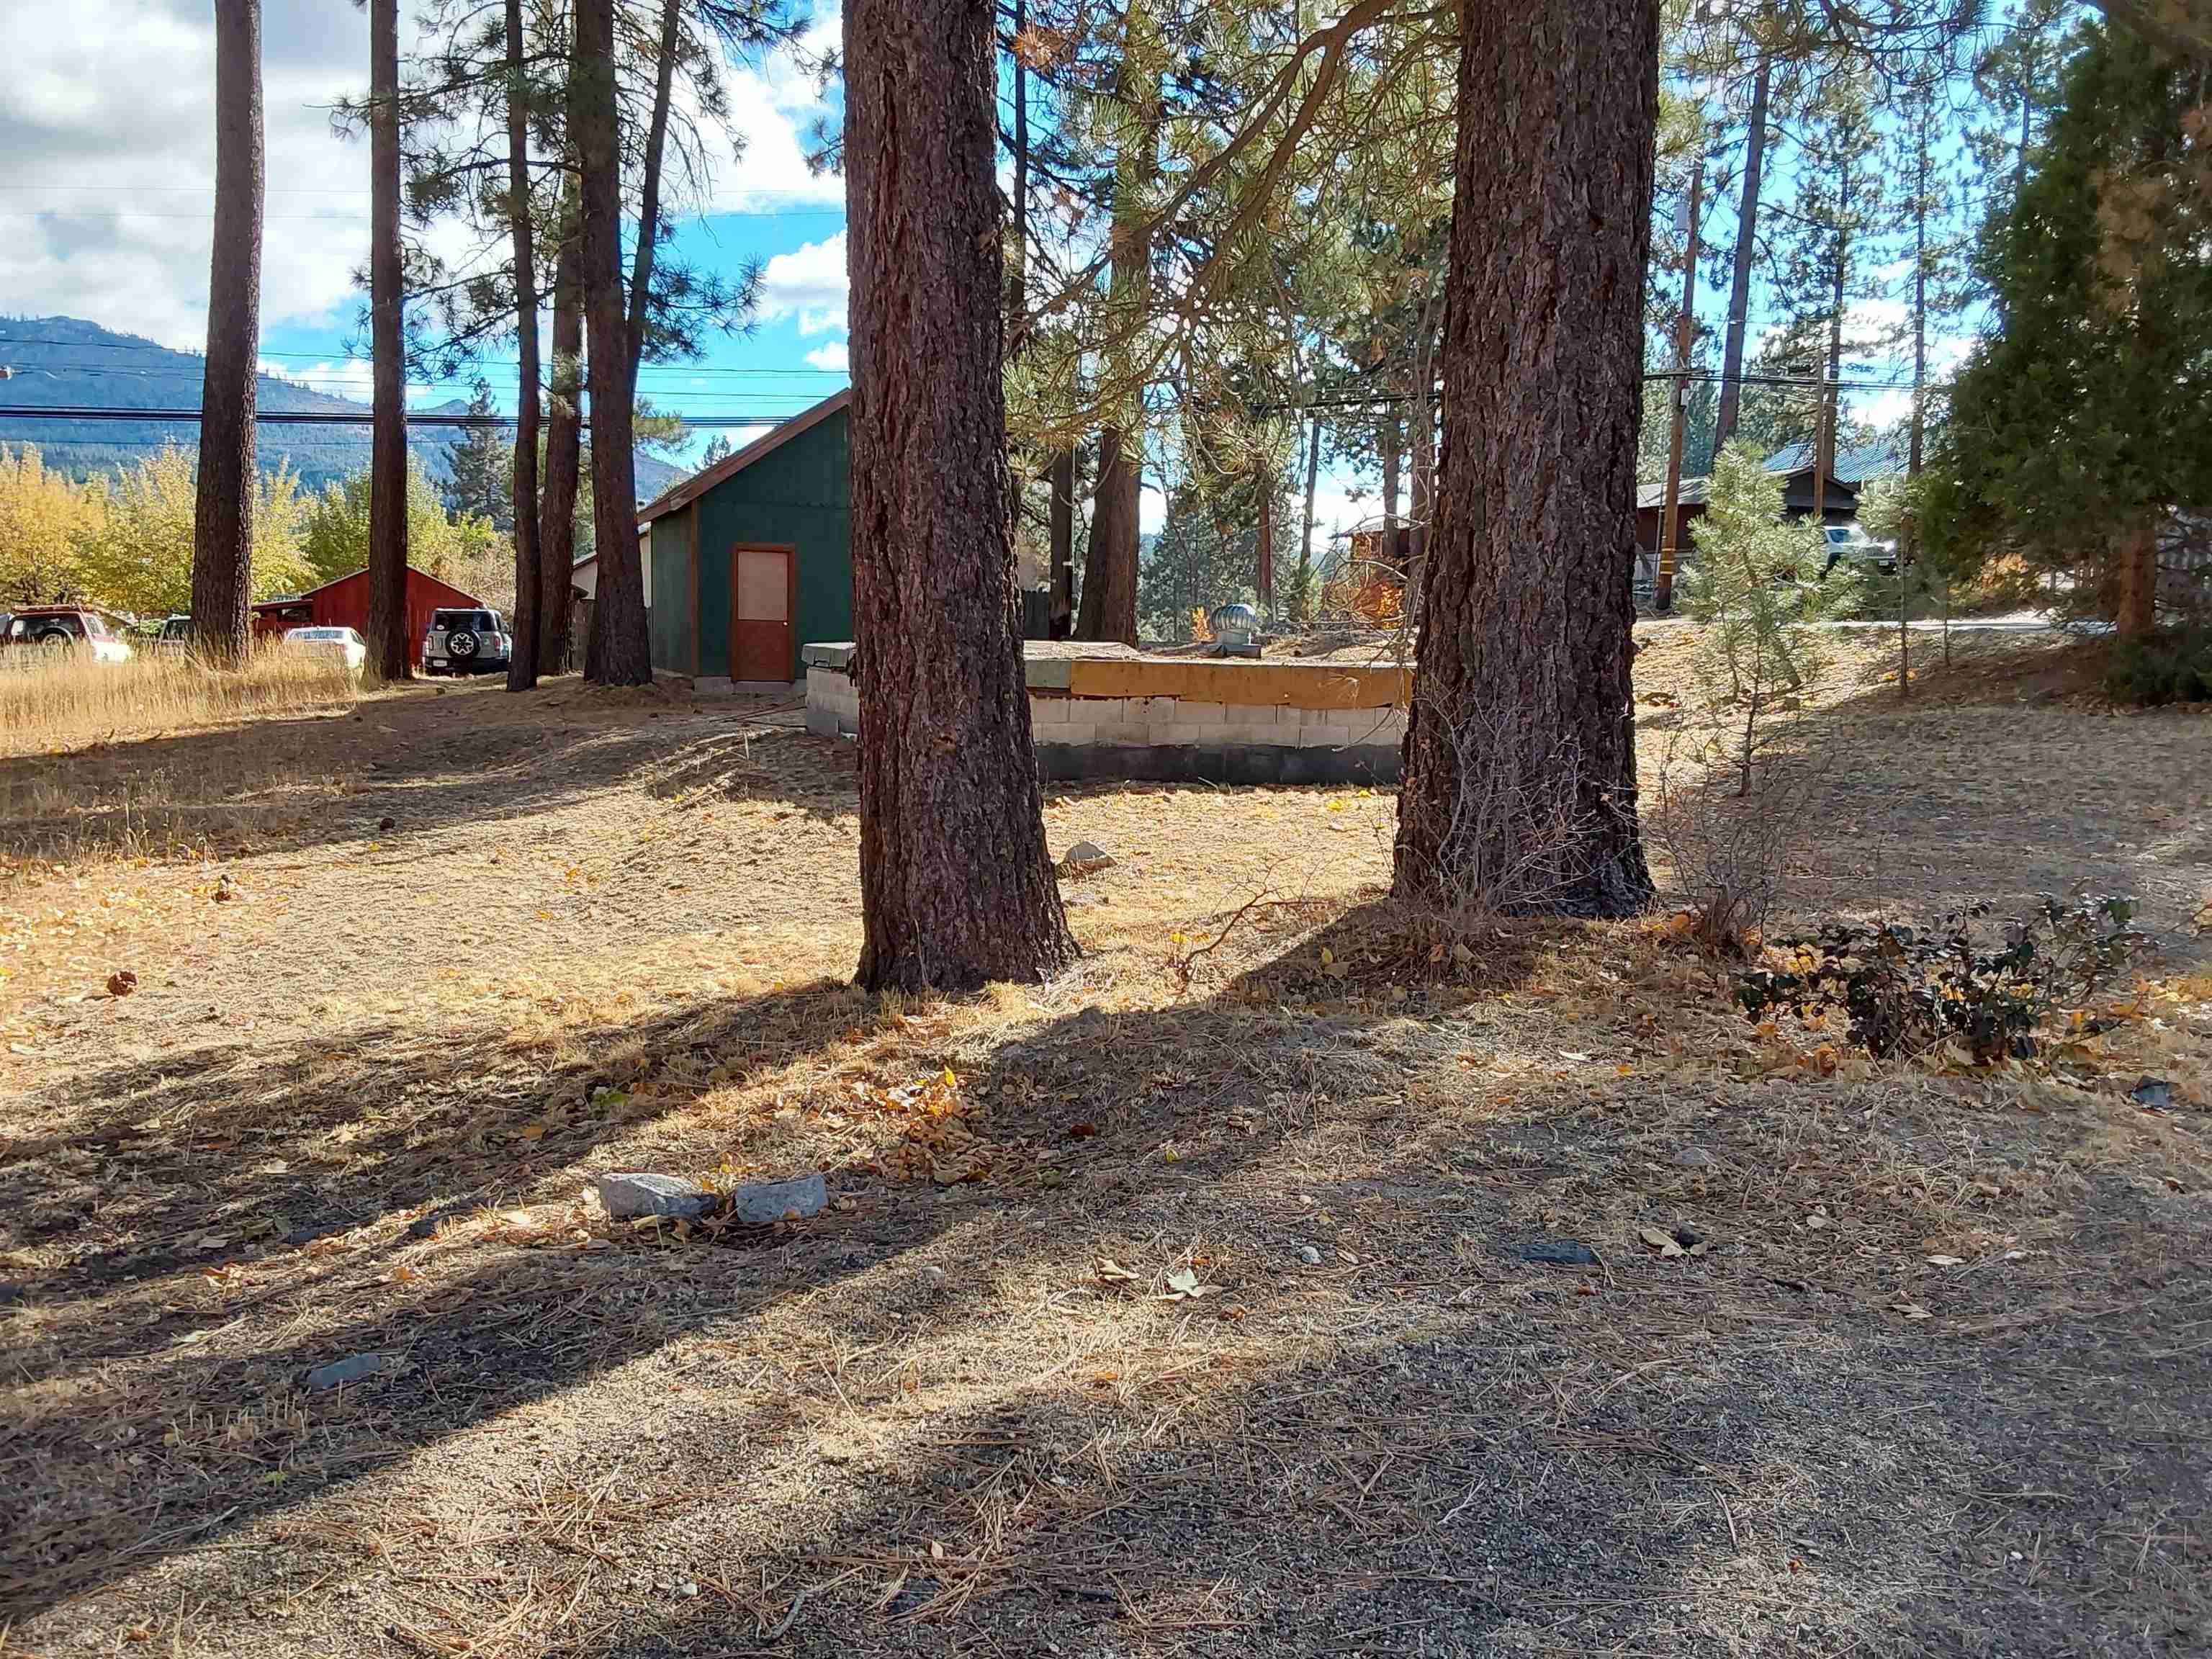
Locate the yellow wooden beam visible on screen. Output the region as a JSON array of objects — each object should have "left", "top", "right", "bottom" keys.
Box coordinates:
[{"left": 1064, "top": 658, "right": 1408, "bottom": 709}]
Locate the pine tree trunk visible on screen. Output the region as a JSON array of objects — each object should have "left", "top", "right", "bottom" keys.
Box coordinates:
[
  {"left": 1380, "top": 410, "right": 1401, "bottom": 549},
  {"left": 1256, "top": 468, "right": 1274, "bottom": 611},
  {"left": 2117, "top": 518, "right": 2158, "bottom": 639},
  {"left": 1047, "top": 446, "right": 1075, "bottom": 637},
  {"left": 843, "top": 0, "right": 1076, "bottom": 992},
  {"left": 624, "top": 0, "right": 683, "bottom": 373},
  {"left": 1076, "top": 29, "right": 1156, "bottom": 646},
  {"left": 1409, "top": 301, "right": 1437, "bottom": 578},
  {"left": 539, "top": 205, "right": 583, "bottom": 675},
  {"left": 1714, "top": 48, "right": 1771, "bottom": 452},
  {"left": 365, "top": 0, "right": 410, "bottom": 682},
  {"left": 1816, "top": 166, "right": 1848, "bottom": 524},
  {"left": 1295, "top": 414, "right": 1321, "bottom": 621},
  {"left": 572, "top": 0, "right": 647, "bottom": 685},
  {"left": 192, "top": 0, "right": 261, "bottom": 665},
  {"left": 1394, "top": 0, "right": 1658, "bottom": 917},
  {"left": 1079, "top": 426, "right": 1141, "bottom": 642},
  {"left": 1902, "top": 124, "right": 1929, "bottom": 701},
  {"left": 504, "top": 0, "right": 541, "bottom": 691}
]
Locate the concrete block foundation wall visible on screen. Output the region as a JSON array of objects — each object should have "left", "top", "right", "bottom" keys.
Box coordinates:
[{"left": 801, "top": 642, "right": 1407, "bottom": 783}]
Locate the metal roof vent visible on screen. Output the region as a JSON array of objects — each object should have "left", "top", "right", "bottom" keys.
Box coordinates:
[{"left": 1208, "top": 603, "right": 1261, "bottom": 657}]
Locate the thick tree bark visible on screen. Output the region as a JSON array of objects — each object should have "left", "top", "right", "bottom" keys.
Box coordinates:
[
  {"left": 365, "top": 0, "right": 410, "bottom": 682},
  {"left": 1714, "top": 48, "right": 1771, "bottom": 452},
  {"left": 2117, "top": 518, "right": 2158, "bottom": 639},
  {"left": 504, "top": 0, "right": 541, "bottom": 691},
  {"left": 192, "top": 0, "right": 262, "bottom": 665},
  {"left": 539, "top": 211, "right": 583, "bottom": 675},
  {"left": 624, "top": 0, "right": 683, "bottom": 373},
  {"left": 1047, "top": 446, "right": 1075, "bottom": 637},
  {"left": 1394, "top": 0, "right": 1658, "bottom": 917},
  {"left": 1079, "top": 426, "right": 1141, "bottom": 642},
  {"left": 842, "top": 0, "right": 1076, "bottom": 991},
  {"left": 572, "top": 0, "right": 648, "bottom": 684}
]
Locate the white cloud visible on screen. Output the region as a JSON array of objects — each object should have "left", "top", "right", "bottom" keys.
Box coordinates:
[
  {"left": 0, "top": 0, "right": 848, "bottom": 361},
  {"left": 0, "top": 0, "right": 376, "bottom": 349},
  {"left": 667, "top": 9, "right": 844, "bottom": 216},
  {"left": 802, "top": 341, "right": 849, "bottom": 373},
  {"left": 757, "top": 232, "right": 848, "bottom": 336}
]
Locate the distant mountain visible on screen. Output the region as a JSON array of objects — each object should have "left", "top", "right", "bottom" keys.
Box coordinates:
[{"left": 0, "top": 315, "right": 679, "bottom": 501}]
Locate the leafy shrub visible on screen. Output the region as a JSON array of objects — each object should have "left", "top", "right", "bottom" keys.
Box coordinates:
[
  {"left": 1736, "top": 893, "right": 2150, "bottom": 1064},
  {"left": 2103, "top": 625, "right": 2212, "bottom": 705}
]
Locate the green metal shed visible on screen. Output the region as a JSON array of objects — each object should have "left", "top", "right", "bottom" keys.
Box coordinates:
[{"left": 637, "top": 388, "right": 852, "bottom": 691}]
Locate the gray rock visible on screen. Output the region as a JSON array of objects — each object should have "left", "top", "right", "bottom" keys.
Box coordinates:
[
  {"left": 1058, "top": 840, "right": 1115, "bottom": 876},
  {"left": 305, "top": 1351, "right": 407, "bottom": 1392},
  {"left": 2131, "top": 1076, "right": 2175, "bottom": 1111},
  {"left": 595, "top": 1172, "right": 716, "bottom": 1220},
  {"left": 1673, "top": 1146, "right": 1717, "bottom": 1167},
  {"left": 1513, "top": 1238, "right": 1599, "bottom": 1267},
  {"left": 1297, "top": 1244, "right": 1323, "bottom": 1266},
  {"left": 725, "top": 1172, "right": 829, "bottom": 1226}
]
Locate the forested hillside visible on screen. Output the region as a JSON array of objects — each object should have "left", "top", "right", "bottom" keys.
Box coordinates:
[{"left": 0, "top": 316, "right": 675, "bottom": 498}]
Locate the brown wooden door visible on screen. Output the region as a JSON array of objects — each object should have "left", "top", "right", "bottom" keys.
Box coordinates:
[{"left": 731, "top": 545, "right": 794, "bottom": 683}]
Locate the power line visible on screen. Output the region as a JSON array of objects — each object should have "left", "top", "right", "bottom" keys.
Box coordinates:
[
  {"left": 0, "top": 333, "right": 848, "bottom": 377},
  {"left": 0, "top": 404, "right": 796, "bottom": 429}
]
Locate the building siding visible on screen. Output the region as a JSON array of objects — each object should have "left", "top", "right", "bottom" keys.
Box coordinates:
[
  {"left": 648, "top": 513, "right": 691, "bottom": 673},
  {"left": 688, "top": 408, "right": 852, "bottom": 680}
]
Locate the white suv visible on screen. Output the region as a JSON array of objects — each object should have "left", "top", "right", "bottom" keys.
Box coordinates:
[{"left": 423, "top": 608, "right": 511, "bottom": 676}]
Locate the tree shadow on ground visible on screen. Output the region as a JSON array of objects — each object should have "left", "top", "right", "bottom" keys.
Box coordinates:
[
  {"left": 0, "top": 902, "right": 1558, "bottom": 1625},
  {"left": 10, "top": 894, "right": 2209, "bottom": 1655}
]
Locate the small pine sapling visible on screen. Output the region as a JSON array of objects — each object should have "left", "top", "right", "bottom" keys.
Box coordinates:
[{"left": 1678, "top": 443, "right": 1863, "bottom": 793}]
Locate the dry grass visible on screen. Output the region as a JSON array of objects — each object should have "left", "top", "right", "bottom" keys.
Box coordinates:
[
  {"left": 0, "top": 644, "right": 359, "bottom": 755},
  {"left": 0, "top": 647, "right": 370, "bottom": 868},
  {"left": 0, "top": 633, "right": 2207, "bottom": 1658}
]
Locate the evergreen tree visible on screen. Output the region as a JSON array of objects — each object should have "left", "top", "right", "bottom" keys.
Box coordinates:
[
  {"left": 444, "top": 390, "right": 516, "bottom": 531},
  {"left": 1934, "top": 21, "right": 2212, "bottom": 637},
  {"left": 1680, "top": 442, "right": 1862, "bottom": 792},
  {"left": 1967, "top": 0, "right": 2080, "bottom": 226},
  {"left": 1773, "top": 66, "right": 1894, "bottom": 495}
]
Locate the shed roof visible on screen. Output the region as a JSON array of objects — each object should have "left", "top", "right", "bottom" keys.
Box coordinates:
[
  {"left": 1636, "top": 477, "right": 1712, "bottom": 511},
  {"left": 638, "top": 387, "right": 852, "bottom": 526}
]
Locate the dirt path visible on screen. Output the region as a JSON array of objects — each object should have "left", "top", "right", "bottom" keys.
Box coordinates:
[{"left": 1, "top": 641, "right": 2207, "bottom": 1658}]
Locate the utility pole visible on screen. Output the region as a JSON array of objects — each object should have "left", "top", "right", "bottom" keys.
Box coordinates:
[{"left": 1655, "top": 155, "right": 1703, "bottom": 613}]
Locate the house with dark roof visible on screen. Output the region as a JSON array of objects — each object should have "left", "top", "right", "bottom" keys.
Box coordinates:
[{"left": 1634, "top": 441, "right": 1900, "bottom": 575}]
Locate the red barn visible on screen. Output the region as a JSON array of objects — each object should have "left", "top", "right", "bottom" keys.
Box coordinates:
[{"left": 252, "top": 566, "right": 486, "bottom": 669}]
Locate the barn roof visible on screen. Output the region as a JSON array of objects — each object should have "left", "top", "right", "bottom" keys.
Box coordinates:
[
  {"left": 637, "top": 387, "right": 851, "bottom": 526},
  {"left": 251, "top": 565, "right": 483, "bottom": 610}
]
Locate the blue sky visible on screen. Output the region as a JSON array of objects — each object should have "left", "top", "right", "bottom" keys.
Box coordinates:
[
  {"left": 2, "top": 0, "right": 2007, "bottom": 543},
  {"left": 1, "top": 0, "right": 857, "bottom": 466}
]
